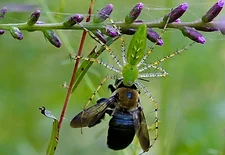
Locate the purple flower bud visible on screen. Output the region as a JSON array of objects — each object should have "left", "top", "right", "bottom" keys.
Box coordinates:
[
  {"left": 36, "top": 21, "right": 44, "bottom": 24},
  {"left": 0, "top": 30, "right": 4, "bottom": 35},
  {"left": 63, "top": 14, "right": 84, "bottom": 27},
  {"left": 104, "top": 26, "right": 118, "bottom": 37},
  {"left": 195, "top": 25, "right": 219, "bottom": 32},
  {"left": 93, "top": 30, "right": 107, "bottom": 44},
  {"left": 134, "top": 20, "right": 144, "bottom": 23},
  {"left": 74, "top": 14, "right": 83, "bottom": 23},
  {"left": 163, "top": 3, "right": 188, "bottom": 23},
  {"left": 125, "top": 3, "right": 144, "bottom": 24},
  {"left": 174, "top": 18, "right": 181, "bottom": 23},
  {"left": 0, "top": 7, "right": 7, "bottom": 19},
  {"left": 147, "top": 28, "right": 164, "bottom": 46},
  {"left": 10, "top": 26, "right": 23, "bottom": 40},
  {"left": 93, "top": 4, "right": 113, "bottom": 23},
  {"left": 219, "top": 27, "right": 225, "bottom": 35},
  {"left": 202, "top": 0, "right": 224, "bottom": 23},
  {"left": 27, "top": 10, "right": 40, "bottom": 26},
  {"left": 181, "top": 26, "right": 206, "bottom": 44},
  {"left": 121, "top": 28, "right": 136, "bottom": 35},
  {"left": 212, "top": 12, "right": 225, "bottom": 35},
  {"left": 43, "top": 30, "right": 61, "bottom": 48}
]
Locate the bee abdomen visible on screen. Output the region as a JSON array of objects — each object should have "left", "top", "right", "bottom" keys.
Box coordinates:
[{"left": 107, "top": 112, "right": 135, "bottom": 150}]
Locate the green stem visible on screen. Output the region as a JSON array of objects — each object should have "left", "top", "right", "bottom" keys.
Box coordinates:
[{"left": 0, "top": 20, "right": 218, "bottom": 32}]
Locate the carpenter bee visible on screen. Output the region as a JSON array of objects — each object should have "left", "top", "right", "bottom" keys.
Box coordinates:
[{"left": 70, "top": 79, "right": 150, "bottom": 153}]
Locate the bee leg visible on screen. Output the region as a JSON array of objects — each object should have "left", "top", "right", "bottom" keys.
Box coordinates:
[
  {"left": 108, "top": 84, "right": 116, "bottom": 93},
  {"left": 105, "top": 109, "right": 113, "bottom": 116},
  {"left": 83, "top": 76, "right": 116, "bottom": 110},
  {"left": 97, "top": 98, "right": 108, "bottom": 104}
]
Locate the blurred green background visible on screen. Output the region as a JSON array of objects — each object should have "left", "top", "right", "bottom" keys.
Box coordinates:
[{"left": 0, "top": 0, "right": 225, "bottom": 155}]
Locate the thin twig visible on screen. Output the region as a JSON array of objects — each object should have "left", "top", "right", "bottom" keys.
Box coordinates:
[{"left": 58, "top": 0, "right": 96, "bottom": 131}]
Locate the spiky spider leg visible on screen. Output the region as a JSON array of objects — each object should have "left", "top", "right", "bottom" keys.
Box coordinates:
[
  {"left": 150, "top": 42, "right": 195, "bottom": 66},
  {"left": 69, "top": 54, "right": 121, "bottom": 74},
  {"left": 136, "top": 41, "right": 197, "bottom": 78},
  {"left": 107, "top": 16, "right": 127, "bottom": 66},
  {"left": 137, "top": 42, "right": 195, "bottom": 148},
  {"left": 75, "top": 17, "right": 123, "bottom": 112},
  {"left": 105, "top": 16, "right": 127, "bottom": 66},
  {"left": 137, "top": 11, "right": 172, "bottom": 68},
  {"left": 139, "top": 65, "right": 168, "bottom": 78},
  {"left": 83, "top": 75, "right": 116, "bottom": 110},
  {"left": 120, "top": 35, "right": 127, "bottom": 65},
  {"left": 79, "top": 18, "right": 123, "bottom": 68},
  {"left": 135, "top": 80, "right": 159, "bottom": 148},
  {"left": 139, "top": 72, "right": 168, "bottom": 78}
]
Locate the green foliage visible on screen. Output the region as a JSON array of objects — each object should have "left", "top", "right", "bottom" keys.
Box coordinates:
[{"left": 0, "top": 0, "right": 225, "bottom": 155}]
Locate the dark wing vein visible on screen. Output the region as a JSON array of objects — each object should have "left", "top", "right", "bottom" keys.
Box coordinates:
[{"left": 70, "top": 95, "right": 117, "bottom": 128}]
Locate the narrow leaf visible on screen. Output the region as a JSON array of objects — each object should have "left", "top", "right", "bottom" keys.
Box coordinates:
[{"left": 39, "top": 106, "right": 59, "bottom": 155}]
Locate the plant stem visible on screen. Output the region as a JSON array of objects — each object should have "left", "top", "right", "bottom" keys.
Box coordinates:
[
  {"left": 0, "top": 20, "right": 219, "bottom": 32},
  {"left": 58, "top": 0, "right": 96, "bottom": 131}
]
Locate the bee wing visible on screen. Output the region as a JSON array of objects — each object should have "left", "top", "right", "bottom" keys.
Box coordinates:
[
  {"left": 133, "top": 106, "right": 150, "bottom": 152},
  {"left": 70, "top": 95, "right": 117, "bottom": 128}
]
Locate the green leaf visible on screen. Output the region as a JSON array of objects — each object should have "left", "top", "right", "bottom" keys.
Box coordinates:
[{"left": 39, "top": 107, "right": 59, "bottom": 155}]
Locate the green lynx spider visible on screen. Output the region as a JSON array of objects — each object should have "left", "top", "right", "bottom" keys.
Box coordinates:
[{"left": 70, "top": 18, "right": 194, "bottom": 148}]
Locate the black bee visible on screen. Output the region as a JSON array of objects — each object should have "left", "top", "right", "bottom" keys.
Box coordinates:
[{"left": 70, "top": 79, "right": 150, "bottom": 153}]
